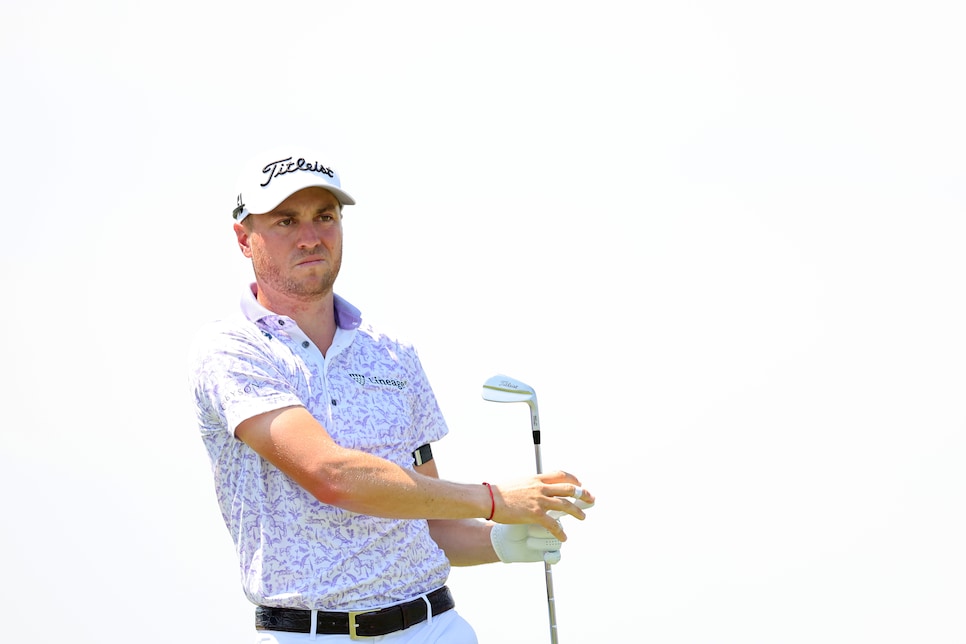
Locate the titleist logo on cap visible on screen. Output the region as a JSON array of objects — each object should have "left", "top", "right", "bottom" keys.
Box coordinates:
[{"left": 260, "top": 157, "right": 335, "bottom": 187}]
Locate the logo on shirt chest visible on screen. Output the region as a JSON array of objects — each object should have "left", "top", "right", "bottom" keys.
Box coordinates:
[{"left": 348, "top": 372, "right": 408, "bottom": 391}]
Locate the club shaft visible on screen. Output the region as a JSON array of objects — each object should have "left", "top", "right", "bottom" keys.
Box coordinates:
[
  {"left": 545, "top": 562, "right": 558, "bottom": 644},
  {"left": 482, "top": 379, "right": 558, "bottom": 643},
  {"left": 531, "top": 417, "right": 558, "bottom": 644}
]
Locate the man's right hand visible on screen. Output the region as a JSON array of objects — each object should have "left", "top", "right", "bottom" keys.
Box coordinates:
[{"left": 488, "top": 471, "right": 596, "bottom": 541}]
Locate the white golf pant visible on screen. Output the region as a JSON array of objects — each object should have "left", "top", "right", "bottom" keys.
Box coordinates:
[{"left": 254, "top": 608, "right": 477, "bottom": 644}]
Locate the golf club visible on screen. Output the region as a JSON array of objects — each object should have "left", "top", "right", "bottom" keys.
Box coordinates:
[{"left": 481, "top": 374, "right": 558, "bottom": 644}]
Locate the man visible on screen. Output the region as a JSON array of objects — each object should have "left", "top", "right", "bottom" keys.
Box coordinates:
[{"left": 188, "top": 148, "right": 595, "bottom": 643}]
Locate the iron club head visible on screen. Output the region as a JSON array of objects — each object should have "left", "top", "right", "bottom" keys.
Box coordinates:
[
  {"left": 481, "top": 374, "right": 537, "bottom": 405},
  {"left": 482, "top": 374, "right": 542, "bottom": 449}
]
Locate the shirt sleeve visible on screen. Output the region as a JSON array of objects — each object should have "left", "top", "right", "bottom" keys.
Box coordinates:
[
  {"left": 189, "top": 320, "right": 305, "bottom": 436},
  {"left": 405, "top": 345, "right": 449, "bottom": 450}
]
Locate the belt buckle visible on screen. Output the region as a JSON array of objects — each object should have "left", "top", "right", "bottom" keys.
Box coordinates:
[{"left": 348, "top": 609, "right": 377, "bottom": 640}]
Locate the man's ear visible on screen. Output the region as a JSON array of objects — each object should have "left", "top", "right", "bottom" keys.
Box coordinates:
[{"left": 234, "top": 222, "right": 253, "bottom": 259}]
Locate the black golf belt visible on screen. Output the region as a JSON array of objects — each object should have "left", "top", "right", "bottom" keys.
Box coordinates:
[{"left": 254, "top": 586, "right": 455, "bottom": 639}]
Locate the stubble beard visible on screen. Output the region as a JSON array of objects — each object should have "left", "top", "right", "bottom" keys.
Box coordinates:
[{"left": 252, "top": 247, "right": 342, "bottom": 302}]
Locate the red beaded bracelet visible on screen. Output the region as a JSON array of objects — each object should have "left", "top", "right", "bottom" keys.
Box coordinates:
[{"left": 482, "top": 482, "right": 495, "bottom": 521}]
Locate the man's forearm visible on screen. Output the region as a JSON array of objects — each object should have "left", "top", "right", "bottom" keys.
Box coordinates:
[
  {"left": 428, "top": 519, "right": 500, "bottom": 566},
  {"left": 313, "top": 448, "right": 492, "bottom": 520}
]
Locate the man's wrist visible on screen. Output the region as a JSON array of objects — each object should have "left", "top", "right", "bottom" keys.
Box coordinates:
[{"left": 481, "top": 482, "right": 495, "bottom": 521}]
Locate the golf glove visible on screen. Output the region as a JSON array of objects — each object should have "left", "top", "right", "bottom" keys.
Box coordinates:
[
  {"left": 490, "top": 499, "right": 594, "bottom": 565},
  {"left": 491, "top": 524, "right": 563, "bottom": 564}
]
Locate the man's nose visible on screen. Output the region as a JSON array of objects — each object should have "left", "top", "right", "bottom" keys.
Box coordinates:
[{"left": 296, "top": 223, "right": 324, "bottom": 248}]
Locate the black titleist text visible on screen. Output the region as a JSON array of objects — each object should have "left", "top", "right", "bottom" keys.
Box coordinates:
[{"left": 260, "top": 157, "right": 335, "bottom": 187}]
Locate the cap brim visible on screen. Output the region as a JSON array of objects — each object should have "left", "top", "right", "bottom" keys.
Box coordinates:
[{"left": 245, "top": 181, "right": 355, "bottom": 216}]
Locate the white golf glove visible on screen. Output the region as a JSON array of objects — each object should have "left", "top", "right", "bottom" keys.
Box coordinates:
[
  {"left": 490, "top": 499, "right": 594, "bottom": 565},
  {"left": 491, "top": 523, "right": 563, "bottom": 564}
]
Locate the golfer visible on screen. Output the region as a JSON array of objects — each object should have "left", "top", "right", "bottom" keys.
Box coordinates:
[{"left": 188, "top": 148, "right": 595, "bottom": 643}]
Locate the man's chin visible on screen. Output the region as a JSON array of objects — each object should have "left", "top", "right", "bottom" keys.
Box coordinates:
[
  {"left": 261, "top": 275, "right": 336, "bottom": 301},
  {"left": 298, "top": 277, "right": 338, "bottom": 298}
]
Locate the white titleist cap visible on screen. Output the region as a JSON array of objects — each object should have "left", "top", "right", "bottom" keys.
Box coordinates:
[{"left": 233, "top": 148, "right": 356, "bottom": 221}]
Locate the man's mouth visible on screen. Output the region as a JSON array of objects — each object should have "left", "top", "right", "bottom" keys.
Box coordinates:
[{"left": 296, "top": 256, "right": 326, "bottom": 267}]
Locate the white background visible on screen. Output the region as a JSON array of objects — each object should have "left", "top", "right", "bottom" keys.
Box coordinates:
[{"left": 2, "top": 1, "right": 964, "bottom": 642}]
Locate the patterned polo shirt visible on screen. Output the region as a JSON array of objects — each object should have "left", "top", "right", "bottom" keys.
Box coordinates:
[{"left": 188, "top": 284, "right": 450, "bottom": 610}]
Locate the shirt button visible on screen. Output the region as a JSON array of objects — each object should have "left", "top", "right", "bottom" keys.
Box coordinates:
[
  {"left": 331, "top": 399, "right": 338, "bottom": 406},
  {"left": 302, "top": 341, "right": 310, "bottom": 348}
]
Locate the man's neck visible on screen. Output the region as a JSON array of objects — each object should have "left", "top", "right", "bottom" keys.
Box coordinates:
[{"left": 255, "top": 285, "right": 338, "bottom": 356}]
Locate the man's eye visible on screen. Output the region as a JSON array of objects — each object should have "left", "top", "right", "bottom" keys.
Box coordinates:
[{"left": 278, "top": 218, "right": 294, "bottom": 227}]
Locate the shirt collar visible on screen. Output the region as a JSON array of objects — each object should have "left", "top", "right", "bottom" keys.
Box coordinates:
[{"left": 239, "top": 283, "right": 362, "bottom": 331}]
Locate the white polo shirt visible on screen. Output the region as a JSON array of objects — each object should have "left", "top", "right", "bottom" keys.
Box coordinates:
[{"left": 188, "top": 285, "right": 450, "bottom": 610}]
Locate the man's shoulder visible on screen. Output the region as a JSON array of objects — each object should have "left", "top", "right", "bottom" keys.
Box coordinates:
[
  {"left": 188, "top": 313, "right": 270, "bottom": 361},
  {"left": 353, "top": 321, "right": 417, "bottom": 353},
  {"left": 341, "top": 322, "right": 429, "bottom": 377},
  {"left": 192, "top": 313, "right": 263, "bottom": 340}
]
